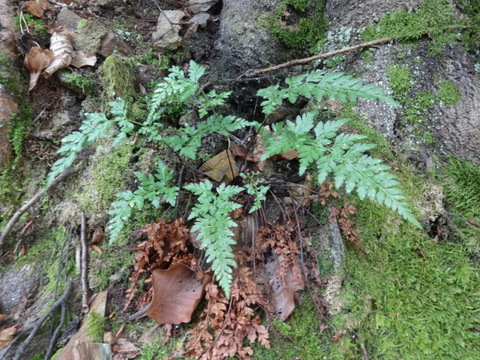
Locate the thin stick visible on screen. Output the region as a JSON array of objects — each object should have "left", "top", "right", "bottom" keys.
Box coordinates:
[
  {"left": 12, "top": 281, "right": 73, "bottom": 360},
  {"left": 241, "top": 37, "right": 395, "bottom": 78},
  {"left": 43, "top": 297, "right": 67, "bottom": 360},
  {"left": 80, "top": 213, "right": 89, "bottom": 313},
  {"left": 127, "top": 303, "right": 151, "bottom": 321},
  {"left": 0, "top": 169, "right": 74, "bottom": 250}
]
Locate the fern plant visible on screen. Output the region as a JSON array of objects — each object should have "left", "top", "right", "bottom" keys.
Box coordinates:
[
  {"left": 257, "top": 72, "right": 421, "bottom": 229},
  {"left": 107, "top": 161, "right": 179, "bottom": 243},
  {"left": 46, "top": 99, "right": 135, "bottom": 186},
  {"left": 184, "top": 180, "right": 243, "bottom": 298}
]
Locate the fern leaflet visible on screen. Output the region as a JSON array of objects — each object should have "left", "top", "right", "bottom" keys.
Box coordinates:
[{"left": 107, "top": 161, "right": 179, "bottom": 243}]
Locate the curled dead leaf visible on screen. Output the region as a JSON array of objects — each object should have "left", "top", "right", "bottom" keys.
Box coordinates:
[
  {"left": 44, "top": 31, "right": 73, "bottom": 75},
  {"left": 146, "top": 263, "right": 210, "bottom": 324},
  {"left": 24, "top": 47, "right": 54, "bottom": 90}
]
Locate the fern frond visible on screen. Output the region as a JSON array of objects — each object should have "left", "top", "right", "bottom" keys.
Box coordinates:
[
  {"left": 46, "top": 111, "right": 112, "bottom": 186},
  {"left": 165, "top": 115, "right": 252, "bottom": 159},
  {"left": 184, "top": 180, "right": 244, "bottom": 298},
  {"left": 257, "top": 71, "right": 399, "bottom": 115},
  {"left": 107, "top": 161, "right": 179, "bottom": 243},
  {"left": 262, "top": 112, "right": 421, "bottom": 229}
]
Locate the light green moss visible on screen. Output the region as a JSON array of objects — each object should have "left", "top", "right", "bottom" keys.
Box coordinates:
[
  {"left": 387, "top": 65, "right": 412, "bottom": 98},
  {"left": 327, "top": 168, "right": 480, "bottom": 359},
  {"left": 64, "top": 72, "right": 95, "bottom": 96},
  {"left": 74, "top": 141, "right": 134, "bottom": 215},
  {"left": 437, "top": 80, "right": 461, "bottom": 106},
  {"left": 99, "top": 54, "right": 136, "bottom": 102},
  {"left": 253, "top": 294, "right": 327, "bottom": 359},
  {"left": 86, "top": 311, "right": 106, "bottom": 342},
  {"left": 362, "top": 0, "right": 460, "bottom": 53}
]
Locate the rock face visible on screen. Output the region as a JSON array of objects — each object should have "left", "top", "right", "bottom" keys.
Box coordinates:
[
  {"left": 324, "top": 0, "right": 480, "bottom": 163},
  {"left": 213, "top": 0, "right": 287, "bottom": 72}
]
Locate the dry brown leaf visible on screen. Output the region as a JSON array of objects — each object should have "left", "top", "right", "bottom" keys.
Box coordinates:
[
  {"left": 25, "top": 0, "right": 51, "bottom": 19},
  {"left": 146, "top": 263, "right": 210, "bottom": 324},
  {"left": 265, "top": 254, "right": 305, "bottom": 321},
  {"left": 24, "top": 46, "right": 54, "bottom": 90},
  {"left": 0, "top": 325, "right": 21, "bottom": 349},
  {"left": 201, "top": 150, "right": 239, "bottom": 183},
  {"left": 70, "top": 51, "right": 97, "bottom": 68},
  {"left": 112, "top": 338, "right": 140, "bottom": 360}
]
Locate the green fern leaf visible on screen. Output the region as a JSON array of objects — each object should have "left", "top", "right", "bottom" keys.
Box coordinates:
[
  {"left": 258, "top": 71, "right": 399, "bottom": 115},
  {"left": 184, "top": 180, "right": 244, "bottom": 298},
  {"left": 261, "top": 111, "right": 421, "bottom": 229}
]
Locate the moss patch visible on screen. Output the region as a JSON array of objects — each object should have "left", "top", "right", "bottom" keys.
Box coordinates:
[
  {"left": 437, "top": 80, "right": 461, "bottom": 106},
  {"left": 74, "top": 140, "right": 134, "bottom": 215},
  {"left": 267, "top": 0, "right": 328, "bottom": 52},
  {"left": 99, "top": 54, "right": 136, "bottom": 102},
  {"left": 253, "top": 294, "right": 327, "bottom": 359},
  {"left": 327, "top": 167, "right": 480, "bottom": 359}
]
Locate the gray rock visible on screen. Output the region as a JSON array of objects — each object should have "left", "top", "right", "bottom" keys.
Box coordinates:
[
  {"left": 213, "top": 0, "right": 288, "bottom": 72},
  {"left": 0, "top": 264, "right": 41, "bottom": 315}
]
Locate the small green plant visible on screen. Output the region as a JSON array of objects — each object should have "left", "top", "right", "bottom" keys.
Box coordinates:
[
  {"left": 46, "top": 99, "right": 136, "bottom": 186},
  {"left": 242, "top": 173, "right": 270, "bottom": 213},
  {"left": 107, "top": 160, "right": 179, "bottom": 243},
  {"left": 184, "top": 180, "right": 243, "bottom": 298}
]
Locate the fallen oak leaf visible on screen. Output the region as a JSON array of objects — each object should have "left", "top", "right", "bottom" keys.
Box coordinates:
[{"left": 146, "top": 263, "right": 210, "bottom": 324}]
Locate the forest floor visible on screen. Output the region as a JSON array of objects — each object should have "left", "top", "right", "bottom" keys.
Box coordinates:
[{"left": 1, "top": 1, "right": 480, "bottom": 360}]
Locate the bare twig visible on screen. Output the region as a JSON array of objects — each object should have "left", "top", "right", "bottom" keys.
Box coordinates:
[
  {"left": 0, "top": 169, "right": 74, "bottom": 250},
  {"left": 241, "top": 37, "right": 395, "bottom": 78},
  {"left": 11, "top": 281, "right": 73, "bottom": 360},
  {"left": 43, "top": 296, "right": 68, "bottom": 360},
  {"left": 80, "top": 213, "right": 89, "bottom": 313},
  {"left": 127, "top": 303, "right": 151, "bottom": 321}
]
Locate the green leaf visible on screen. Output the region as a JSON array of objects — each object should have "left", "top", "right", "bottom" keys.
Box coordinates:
[{"left": 184, "top": 180, "right": 244, "bottom": 297}]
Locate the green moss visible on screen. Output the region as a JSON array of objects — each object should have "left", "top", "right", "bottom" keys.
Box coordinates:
[
  {"left": 423, "top": 132, "right": 436, "bottom": 146},
  {"left": 77, "top": 19, "right": 90, "bottom": 32},
  {"left": 99, "top": 54, "right": 136, "bottom": 102},
  {"left": 253, "top": 294, "right": 327, "bottom": 359},
  {"left": 74, "top": 141, "right": 134, "bottom": 214},
  {"left": 87, "top": 311, "right": 106, "bottom": 342},
  {"left": 443, "top": 157, "right": 480, "bottom": 218},
  {"left": 89, "top": 248, "right": 133, "bottom": 291},
  {"left": 267, "top": 0, "right": 328, "bottom": 52},
  {"left": 327, "top": 168, "right": 480, "bottom": 359},
  {"left": 64, "top": 72, "right": 95, "bottom": 96},
  {"left": 0, "top": 51, "right": 34, "bottom": 164},
  {"left": 437, "top": 80, "right": 461, "bottom": 106},
  {"left": 138, "top": 340, "right": 171, "bottom": 360},
  {"left": 362, "top": 0, "right": 461, "bottom": 52},
  {"left": 387, "top": 65, "right": 412, "bottom": 98},
  {"left": 13, "top": 14, "right": 47, "bottom": 35}
]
